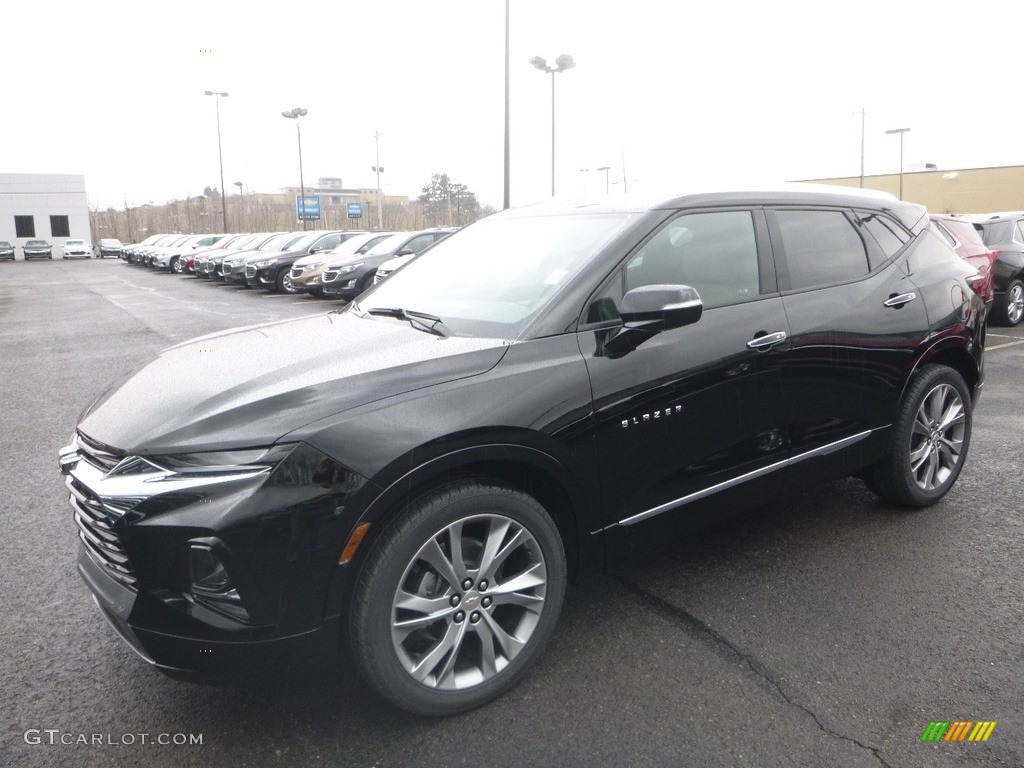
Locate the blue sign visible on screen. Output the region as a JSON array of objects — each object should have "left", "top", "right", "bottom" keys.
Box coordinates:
[
  {"left": 296, "top": 195, "right": 321, "bottom": 221},
  {"left": 347, "top": 202, "right": 363, "bottom": 219}
]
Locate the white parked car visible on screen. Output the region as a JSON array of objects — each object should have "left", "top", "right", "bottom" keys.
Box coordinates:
[{"left": 61, "top": 239, "right": 93, "bottom": 259}]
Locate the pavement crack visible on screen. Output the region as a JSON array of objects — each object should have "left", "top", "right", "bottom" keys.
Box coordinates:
[{"left": 615, "top": 577, "right": 894, "bottom": 768}]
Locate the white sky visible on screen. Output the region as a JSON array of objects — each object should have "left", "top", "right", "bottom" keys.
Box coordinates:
[{"left": 2, "top": 0, "right": 1022, "bottom": 211}]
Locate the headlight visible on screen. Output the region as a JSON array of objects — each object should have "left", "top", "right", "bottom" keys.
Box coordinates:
[
  {"left": 338, "top": 262, "right": 364, "bottom": 274},
  {"left": 303, "top": 261, "right": 324, "bottom": 270},
  {"left": 255, "top": 259, "right": 277, "bottom": 268}
]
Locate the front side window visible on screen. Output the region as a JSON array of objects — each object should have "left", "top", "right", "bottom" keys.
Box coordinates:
[
  {"left": 775, "top": 209, "right": 870, "bottom": 291},
  {"left": 587, "top": 210, "right": 760, "bottom": 321}
]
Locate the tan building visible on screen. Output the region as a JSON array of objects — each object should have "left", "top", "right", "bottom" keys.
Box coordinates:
[{"left": 797, "top": 165, "right": 1024, "bottom": 215}]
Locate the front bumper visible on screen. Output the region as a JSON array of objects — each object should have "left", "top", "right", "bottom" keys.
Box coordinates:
[
  {"left": 79, "top": 547, "right": 337, "bottom": 678},
  {"left": 60, "top": 436, "right": 369, "bottom": 679}
]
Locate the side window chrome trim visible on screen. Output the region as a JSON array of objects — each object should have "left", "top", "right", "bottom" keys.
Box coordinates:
[{"left": 604, "top": 428, "right": 877, "bottom": 530}]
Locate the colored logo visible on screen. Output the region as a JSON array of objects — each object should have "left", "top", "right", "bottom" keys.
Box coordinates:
[{"left": 921, "top": 721, "right": 996, "bottom": 742}]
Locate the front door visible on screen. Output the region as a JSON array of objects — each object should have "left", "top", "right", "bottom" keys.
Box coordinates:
[{"left": 580, "top": 208, "right": 791, "bottom": 531}]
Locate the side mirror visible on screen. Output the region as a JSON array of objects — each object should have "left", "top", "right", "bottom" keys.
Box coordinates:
[
  {"left": 601, "top": 284, "right": 703, "bottom": 358},
  {"left": 309, "top": 246, "right": 323, "bottom": 254},
  {"left": 396, "top": 247, "right": 414, "bottom": 256}
]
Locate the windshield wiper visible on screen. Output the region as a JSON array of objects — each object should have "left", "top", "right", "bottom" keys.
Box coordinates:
[{"left": 365, "top": 307, "right": 451, "bottom": 337}]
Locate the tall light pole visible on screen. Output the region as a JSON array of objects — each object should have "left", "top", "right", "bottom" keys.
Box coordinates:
[
  {"left": 233, "top": 181, "right": 244, "bottom": 231},
  {"left": 885, "top": 127, "right": 910, "bottom": 200},
  {"left": 372, "top": 130, "right": 384, "bottom": 231},
  {"left": 503, "top": 0, "right": 510, "bottom": 209},
  {"left": 204, "top": 91, "right": 229, "bottom": 233},
  {"left": 282, "top": 107, "right": 309, "bottom": 230},
  {"left": 530, "top": 53, "right": 576, "bottom": 197},
  {"left": 596, "top": 165, "right": 611, "bottom": 195}
]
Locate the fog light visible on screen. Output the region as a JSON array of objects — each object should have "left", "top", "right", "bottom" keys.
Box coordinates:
[
  {"left": 188, "top": 544, "right": 250, "bottom": 622},
  {"left": 189, "top": 545, "right": 232, "bottom": 593}
]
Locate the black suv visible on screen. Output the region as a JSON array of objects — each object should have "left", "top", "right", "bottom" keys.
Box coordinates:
[
  {"left": 970, "top": 212, "right": 1024, "bottom": 326},
  {"left": 58, "top": 189, "right": 984, "bottom": 716}
]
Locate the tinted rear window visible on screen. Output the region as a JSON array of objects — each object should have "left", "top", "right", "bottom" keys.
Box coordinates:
[
  {"left": 943, "top": 219, "right": 985, "bottom": 247},
  {"left": 976, "top": 220, "right": 1012, "bottom": 246},
  {"left": 775, "top": 209, "right": 870, "bottom": 291}
]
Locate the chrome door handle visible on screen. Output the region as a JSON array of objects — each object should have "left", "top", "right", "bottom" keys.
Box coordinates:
[
  {"left": 746, "top": 331, "right": 787, "bottom": 350},
  {"left": 884, "top": 292, "right": 917, "bottom": 308}
]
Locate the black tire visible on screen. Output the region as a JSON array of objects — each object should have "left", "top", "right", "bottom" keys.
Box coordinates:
[
  {"left": 349, "top": 481, "right": 567, "bottom": 716},
  {"left": 276, "top": 267, "right": 299, "bottom": 294},
  {"left": 866, "top": 364, "right": 972, "bottom": 507},
  {"left": 170, "top": 256, "right": 182, "bottom": 274},
  {"left": 993, "top": 278, "right": 1024, "bottom": 327}
]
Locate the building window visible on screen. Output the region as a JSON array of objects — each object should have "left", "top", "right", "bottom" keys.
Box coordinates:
[
  {"left": 15, "top": 216, "right": 35, "bottom": 238},
  {"left": 50, "top": 215, "right": 71, "bottom": 238}
]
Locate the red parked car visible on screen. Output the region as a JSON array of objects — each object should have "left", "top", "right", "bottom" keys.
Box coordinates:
[{"left": 930, "top": 215, "right": 997, "bottom": 308}]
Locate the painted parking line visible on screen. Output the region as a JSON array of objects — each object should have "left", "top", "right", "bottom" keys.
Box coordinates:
[{"left": 986, "top": 338, "right": 1024, "bottom": 351}]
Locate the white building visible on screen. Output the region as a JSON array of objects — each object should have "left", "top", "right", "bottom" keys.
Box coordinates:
[{"left": 0, "top": 173, "right": 90, "bottom": 257}]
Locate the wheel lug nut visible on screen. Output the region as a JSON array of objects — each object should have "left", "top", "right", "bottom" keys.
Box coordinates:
[
  {"left": 478, "top": 579, "right": 488, "bottom": 591},
  {"left": 462, "top": 578, "right": 473, "bottom": 590},
  {"left": 482, "top": 596, "right": 492, "bottom": 608},
  {"left": 450, "top": 595, "right": 461, "bottom": 607},
  {"left": 454, "top": 610, "right": 465, "bottom": 623},
  {"left": 470, "top": 611, "right": 481, "bottom": 624}
]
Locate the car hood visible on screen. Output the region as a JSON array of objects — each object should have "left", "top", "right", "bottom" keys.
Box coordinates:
[{"left": 78, "top": 311, "right": 510, "bottom": 454}]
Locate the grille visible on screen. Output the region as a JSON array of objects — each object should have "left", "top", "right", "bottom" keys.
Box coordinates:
[
  {"left": 66, "top": 474, "right": 137, "bottom": 588},
  {"left": 245, "top": 265, "right": 256, "bottom": 279},
  {"left": 322, "top": 269, "right": 339, "bottom": 283},
  {"left": 374, "top": 269, "right": 390, "bottom": 284},
  {"left": 218, "top": 263, "right": 230, "bottom": 276},
  {"left": 290, "top": 267, "right": 304, "bottom": 279},
  {"left": 76, "top": 432, "right": 124, "bottom": 472}
]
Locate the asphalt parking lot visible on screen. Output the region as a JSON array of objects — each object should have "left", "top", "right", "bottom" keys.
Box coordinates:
[{"left": 2, "top": 259, "right": 1023, "bottom": 768}]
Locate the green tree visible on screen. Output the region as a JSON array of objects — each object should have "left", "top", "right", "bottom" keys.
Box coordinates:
[{"left": 418, "top": 173, "right": 481, "bottom": 227}]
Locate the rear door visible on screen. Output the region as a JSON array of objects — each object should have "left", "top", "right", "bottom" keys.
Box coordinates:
[{"left": 766, "top": 206, "right": 927, "bottom": 482}]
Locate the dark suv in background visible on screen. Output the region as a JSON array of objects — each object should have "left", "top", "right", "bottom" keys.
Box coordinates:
[
  {"left": 970, "top": 212, "right": 1024, "bottom": 325},
  {"left": 59, "top": 188, "right": 983, "bottom": 717}
]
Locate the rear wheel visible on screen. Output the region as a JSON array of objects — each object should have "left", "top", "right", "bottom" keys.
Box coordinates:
[
  {"left": 994, "top": 279, "right": 1024, "bottom": 326},
  {"left": 866, "top": 365, "right": 972, "bottom": 507},
  {"left": 349, "top": 481, "right": 566, "bottom": 716}
]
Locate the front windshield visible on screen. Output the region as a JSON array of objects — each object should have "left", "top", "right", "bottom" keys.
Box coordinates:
[
  {"left": 27, "top": 240, "right": 46, "bottom": 246},
  {"left": 358, "top": 212, "right": 634, "bottom": 338},
  {"left": 66, "top": 240, "right": 85, "bottom": 245},
  {"left": 285, "top": 232, "right": 325, "bottom": 252},
  {"left": 261, "top": 233, "right": 300, "bottom": 251},
  {"left": 365, "top": 233, "right": 409, "bottom": 257}
]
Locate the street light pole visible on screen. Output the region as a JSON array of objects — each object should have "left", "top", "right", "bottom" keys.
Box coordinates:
[
  {"left": 530, "top": 53, "right": 576, "bottom": 197},
  {"left": 503, "top": 0, "right": 510, "bottom": 210},
  {"left": 233, "top": 181, "right": 244, "bottom": 231},
  {"left": 372, "top": 130, "right": 384, "bottom": 230},
  {"left": 204, "top": 91, "right": 229, "bottom": 233},
  {"left": 885, "top": 127, "right": 910, "bottom": 200},
  {"left": 597, "top": 165, "right": 611, "bottom": 195},
  {"left": 282, "top": 108, "right": 309, "bottom": 230}
]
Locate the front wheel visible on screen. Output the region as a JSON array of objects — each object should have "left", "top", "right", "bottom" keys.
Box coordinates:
[
  {"left": 349, "top": 482, "right": 567, "bottom": 716},
  {"left": 866, "top": 365, "right": 972, "bottom": 507},
  {"left": 994, "top": 279, "right": 1024, "bottom": 326},
  {"left": 170, "top": 257, "right": 182, "bottom": 274},
  {"left": 276, "top": 268, "right": 299, "bottom": 294}
]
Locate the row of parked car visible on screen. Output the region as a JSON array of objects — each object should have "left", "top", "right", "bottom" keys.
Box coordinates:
[
  {"left": 111, "top": 209, "right": 1024, "bottom": 325},
  {"left": 0, "top": 238, "right": 125, "bottom": 260},
  {"left": 118, "top": 227, "right": 458, "bottom": 300}
]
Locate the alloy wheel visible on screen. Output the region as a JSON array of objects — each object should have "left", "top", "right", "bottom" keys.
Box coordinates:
[
  {"left": 909, "top": 383, "right": 965, "bottom": 492},
  {"left": 1007, "top": 283, "right": 1024, "bottom": 325},
  {"left": 390, "top": 513, "right": 548, "bottom": 691}
]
